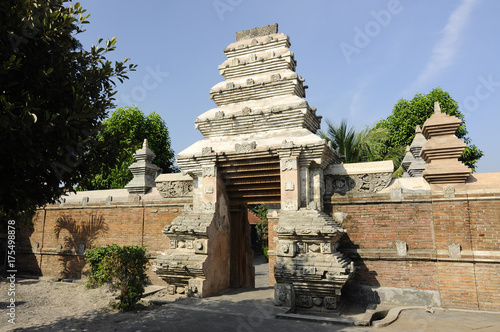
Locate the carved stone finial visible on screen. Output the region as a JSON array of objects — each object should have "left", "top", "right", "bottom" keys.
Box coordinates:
[
  {"left": 434, "top": 101, "right": 441, "bottom": 114},
  {"left": 235, "top": 23, "right": 279, "bottom": 41},
  {"left": 143, "top": 138, "right": 148, "bottom": 149},
  {"left": 415, "top": 125, "right": 422, "bottom": 133}
]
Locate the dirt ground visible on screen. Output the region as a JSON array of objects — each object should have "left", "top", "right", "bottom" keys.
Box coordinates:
[{"left": 0, "top": 276, "right": 171, "bottom": 331}]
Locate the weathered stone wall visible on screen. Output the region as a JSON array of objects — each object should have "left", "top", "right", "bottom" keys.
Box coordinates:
[
  {"left": 324, "top": 187, "right": 500, "bottom": 311},
  {"left": 17, "top": 192, "right": 189, "bottom": 285}
]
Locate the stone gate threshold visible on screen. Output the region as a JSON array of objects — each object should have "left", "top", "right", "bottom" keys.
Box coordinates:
[
  {"left": 142, "top": 284, "right": 432, "bottom": 328},
  {"left": 141, "top": 254, "right": 421, "bottom": 328}
]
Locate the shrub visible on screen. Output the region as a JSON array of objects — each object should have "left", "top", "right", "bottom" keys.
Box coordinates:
[
  {"left": 263, "top": 247, "right": 269, "bottom": 262},
  {"left": 85, "top": 244, "right": 150, "bottom": 310}
]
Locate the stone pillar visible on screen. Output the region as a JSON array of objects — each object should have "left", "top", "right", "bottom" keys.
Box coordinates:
[
  {"left": 200, "top": 163, "right": 217, "bottom": 211},
  {"left": 280, "top": 156, "right": 300, "bottom": 211},
  {"left": 310, "top": 166, "right": 324, "bottom": 211}
]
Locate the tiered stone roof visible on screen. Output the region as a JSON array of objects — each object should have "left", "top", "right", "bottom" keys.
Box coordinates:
[
  {"left": 420, "top": 102, "right": 471, "bottom": 184},
  {"left": 178, "top": 24, "right": 332, "bottom": 166}
]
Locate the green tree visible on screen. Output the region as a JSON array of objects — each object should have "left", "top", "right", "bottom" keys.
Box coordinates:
[
  {"left": 78, "top": 106, "right": 177, "bottom": 190},
  {"left": 0, "top": 1, "right": 135, "bottom": 225},
  {"left": 377, "top": 88, "right": 483, "bottom": 171},
  {"left": 319, "top": 119, "right": 388, "bottom": 163}
]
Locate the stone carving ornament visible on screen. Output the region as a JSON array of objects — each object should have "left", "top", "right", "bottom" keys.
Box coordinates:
[
  {"left": 324, "top": 172, "right": 392, "bottom": 195},
  {"left": 281, "top": 159, "right": 297, "bottom": 171},
  {"left": 235, "top": 141, "right": 257, "bottom": 153},
  {"left": 202, "top": 166, "right": 216, "bottom": 177},
  {"left": 396, "top": 240, "right": 407, "bottom": 257},
  {"left": 449, "top": 243, "right": 461, "bottom": 258},
  {"left": 157, "top": 181, "right": 194, "bottom": 198}
]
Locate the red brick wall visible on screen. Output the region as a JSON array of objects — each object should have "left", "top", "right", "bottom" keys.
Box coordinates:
[
  {"left": 18, "top": 200, "right": 186, "bottom": 285},
  {"left": 324, "top": 191, "right": 500, "bottom": 311},
  {"left": 19, "top": 189, "right": 500, "bottom": 311}
]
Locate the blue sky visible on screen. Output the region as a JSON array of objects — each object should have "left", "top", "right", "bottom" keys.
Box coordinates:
[{"left": 77, "top": 0, "right": 500, "bottom": 173}]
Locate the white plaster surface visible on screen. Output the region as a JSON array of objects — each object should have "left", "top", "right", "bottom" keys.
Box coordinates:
[{"left": 325, "top": 160, "right": 393, "bottom": 175}]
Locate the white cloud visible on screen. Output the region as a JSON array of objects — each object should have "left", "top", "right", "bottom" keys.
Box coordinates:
[{"left": 404, "top": 0, "right": 479, "bottom": 95}]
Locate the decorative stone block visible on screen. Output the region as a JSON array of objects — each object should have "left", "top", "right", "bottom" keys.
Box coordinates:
[
  {"left": 396, "top": 240, "right": 407, "bottom": 257},
  {"left": 202, "top": 147, "right": 213, "bottom": 156},
  {"left": 449, "top": 243, "right": 461, "bottom": 259},
  {"left": 284, "top": 181, "right": 295, "bottom": 191},
  {"left": 325, "top": 296, "right": 337, "bottom": 309},
  {"left": 443, "top": 185, "right": 456, "bottom": 198},
  {"left": 296, "top": 295, "right": 313, "bottom": 308},
  {"left": 106, "top": 196, "right": 113, "bottom": 205},
  {"left": 279, "top": 240, "right": 295, "bottom": 257},
  {"left": 321, "top": 242, "right": 333, "bottom": 254},
  {"left": 183, "top": 204, "right": 192, "bottom": 211},
  {"left": 281, "top": 159, "right": 297, "bottom": 171},
  {"left": 169, "top": 239, "right": 177, "bottom": 249},
  {"left": 308, "top": 243, "right": 320, "bottom": 253},
  {"left": 271, "top": 73, "right": 281, "bottom": 81},
  {"left": 81, "top": 197, "right": 89, "bottom": 206},
  {"left": 281, "top": 140, "right": 294, "bottom": 148},
  {"left": 157, "top": 181, "right": 194, "bottom": 198},
  {"left": 235, "top": 23, "right": 278, "bottom": 41},
  {"left": 167, "top": 285, "right": 176, "bottom": 295},
  {"left": 313, "top": 297, "right": 323, "bottom": 306},
  {"left": 296, "top": 242, "right": 307, "bottom": 254},
  {"left": 235, "top": 141, "right": 256, "bottom": 153},
  {"left": 274, "top": 283, "right": 294, "bottom": 307},
  {"left": 194, "top": 239, "right": 208, "bottom": 254},
  {"left": 205, "top": 185, "right": 214, "bottom": 194},
  {"left": 186, "top": 240, "right": 193, "bottom": 249},
  {"left": 202, "top": 166, "right": 216, "bottom": 177}
]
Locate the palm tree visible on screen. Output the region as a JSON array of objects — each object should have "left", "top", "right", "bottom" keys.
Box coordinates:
[{"left": 318, "top": 118, "right": 388, "bottom": 163}]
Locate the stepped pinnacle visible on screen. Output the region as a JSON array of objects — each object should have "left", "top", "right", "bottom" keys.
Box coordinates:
[{"left": 434, "top": 101, "right": 441, "bottom": 114}]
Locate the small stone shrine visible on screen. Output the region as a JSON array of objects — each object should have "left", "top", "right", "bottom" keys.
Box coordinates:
[
  {"left": 401, "top": 125, "right": 427, "bottom": 177},
  {"left": 420, "top": 102, "right": 471, "bottom": 183}
]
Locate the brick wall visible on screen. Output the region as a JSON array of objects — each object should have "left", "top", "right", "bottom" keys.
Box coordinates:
[
  {"left": 18, "top": 199, "right": 187, "bottom": 285},
  {"left": 19, "top": 187, "right": 500, "bottom": 311},
  {"left": 324, "top": 190, "right": 500, "bottom": 311}
]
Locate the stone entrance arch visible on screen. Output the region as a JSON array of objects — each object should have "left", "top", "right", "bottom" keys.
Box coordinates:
[{"left": 154, "top": 24, "right": 354, "bottom": 310}]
